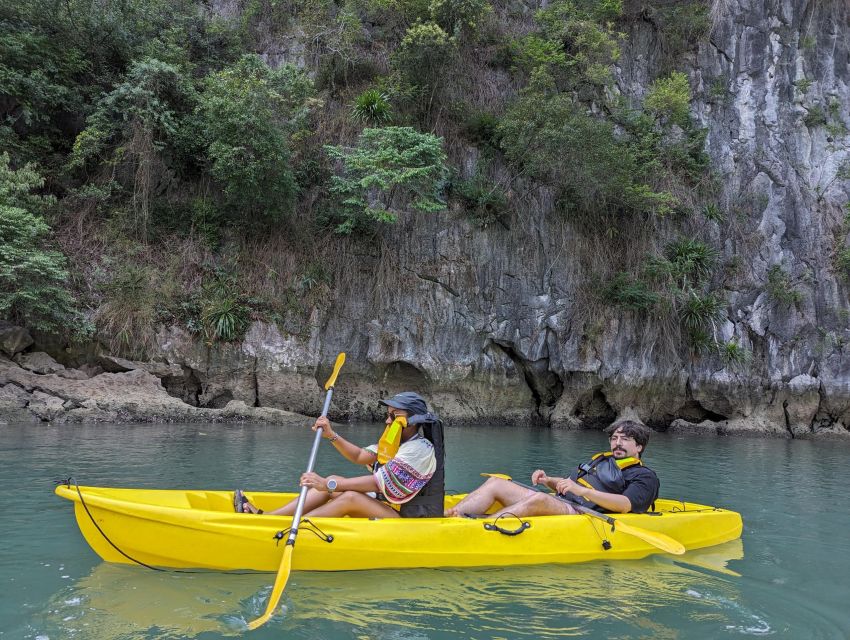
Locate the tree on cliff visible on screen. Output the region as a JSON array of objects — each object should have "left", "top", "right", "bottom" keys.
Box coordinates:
[{"left": 0, "top": 153, "right": 86, "bottom": 334}]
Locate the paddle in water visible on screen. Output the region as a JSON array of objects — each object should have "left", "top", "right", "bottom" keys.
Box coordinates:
[
  {"left": 482, "top": 473, "right": 685, "bottom": 555},
  {"left": 247, "top": 352, "right": 346, "bottom": 630}
]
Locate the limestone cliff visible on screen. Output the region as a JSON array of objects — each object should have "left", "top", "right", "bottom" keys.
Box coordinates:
[{"left": 12, "top": 1, "right": 850, "bottom": 438}]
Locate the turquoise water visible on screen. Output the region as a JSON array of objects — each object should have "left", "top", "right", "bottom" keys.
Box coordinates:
[{"left": 1, "top": 422, "right": 848, "bottom": 639}]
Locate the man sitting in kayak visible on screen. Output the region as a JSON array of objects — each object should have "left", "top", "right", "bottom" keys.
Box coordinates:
[
  {"left": 236, "top": 391, "right": 444, "bottom": 518},
  {"left": 446, "top": 420, "right": 659, "bottom": 518}
]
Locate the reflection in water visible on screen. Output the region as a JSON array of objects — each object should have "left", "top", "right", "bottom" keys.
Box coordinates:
[
  {"left": 38, "top": 542, "right": 753, "bottom": 640},
  {"left": 12, "top": 424, "right": 850, "bottom": 639}
]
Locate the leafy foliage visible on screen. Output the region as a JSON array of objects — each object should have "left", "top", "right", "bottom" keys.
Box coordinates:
[
  {"left": 453, "top": 171, "right": 509, "bottom": 228},
  {"left": 352, "top": 89, "right": 393, "bottom": 125},
  {"left": 200, "top": 55, "right": 314, "bottom": 223},
  {"left": 393, "top": 22, "right": 455, "bottom": 91},
  {"left": 521, "top": 0, "right": 623, "bottom": 97},
  {"left": 720, "top": 338, "right": 751, "bottom": 366},
  {"left": 603, "top": 235, "right": 726, "bottom": 353},
  {"left": 647, "top": 238, "right": 719, "bottom": 287},
  {"left": 0, "top": 0, "right": 728, "bottom": 360},
  {"left": 69, "top": 58, "right": 194, "bottom": 169},
  {"left": 68, "top": 58, "right": 197, "bottom": 240},
  {"left": 644, "top": 71, "right": 691, "bottom": 127},
  {"left": 678, "top": 291, "right": 723, "bottom": 335},
  {"left": 325, "top": 127, "right": 449, "bottom": 233},
  {"left": 499, "top": 93, "right": 675, "bottom": 218},
  {"left": 197, "top": 273, "right": 252, "bottom": 343},
  {"left": 429, "top": 0, "right": 491, "bottom": 38},
  {"left": 0, "top": 154, "right": 84, "bottom": 334},
  {"left": 602, "top": 272, "right": 660, "bottom": 311},
  {"left": 766, "top": 265, "right": 803, "bottom": 306}
]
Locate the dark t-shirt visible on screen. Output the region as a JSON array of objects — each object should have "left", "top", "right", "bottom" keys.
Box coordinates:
[{"left": 618, "top": 465, "right": 660, "bottom": 513}]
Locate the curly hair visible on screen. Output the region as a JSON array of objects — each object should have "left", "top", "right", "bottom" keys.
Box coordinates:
[{"left": 606, "top": 420, "right": 651, "bottom": 456}]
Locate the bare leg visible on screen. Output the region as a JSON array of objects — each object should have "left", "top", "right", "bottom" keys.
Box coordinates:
[
  {"left": 305, "top": 491, "right": 400, "bottom": 518},
  {"left": 490, "top": 492, "right": 578, "bottom": 518},
  {"left": 256, "top": 488, "right": 331, "bottom": 516},
  {"left": 445, "top": 477, "right": 534, "bottom": 517}
]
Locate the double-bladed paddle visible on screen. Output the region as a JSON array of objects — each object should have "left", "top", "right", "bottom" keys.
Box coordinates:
[
  {"left": 247, "top": 352, "right": 347, "bottom": 630},
  {"left": 481, "top": 473, "right": 685, "bottom": 555}
]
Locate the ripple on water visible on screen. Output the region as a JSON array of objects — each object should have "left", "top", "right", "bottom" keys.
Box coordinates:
[{"left": 5, "top": 424, "right": 850, "bottom": 639}]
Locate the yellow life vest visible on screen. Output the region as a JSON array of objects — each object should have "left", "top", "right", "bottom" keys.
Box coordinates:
[{"left": 376, "top": 416, "right": 406, "bottom": 465}]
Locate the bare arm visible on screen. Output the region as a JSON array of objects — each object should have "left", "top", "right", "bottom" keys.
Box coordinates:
[
  {"left": 301, "top": 471, "right": 379, "bottom": 493},
  {"left": 554, "top": 478, "right": 633, "bottom": 513},
  {"left": 531, "top": 469, "right": 566, "bottom": 492},
  {"left": 314, "top": 416, "right": 377, "bottom": 467}
]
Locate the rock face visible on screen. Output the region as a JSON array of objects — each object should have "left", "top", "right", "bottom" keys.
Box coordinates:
[
  {"left": 133, "top": 0, "right": 840, "bottom": 438},
  {"left": 5, "top": 2, "right": 850, "bottom": 439},
  {"left": 0, "top": 321, "right": 33, "bottom": 357},
  {"left": 0, "top": 355, "right": 310, "bottom": 426}
]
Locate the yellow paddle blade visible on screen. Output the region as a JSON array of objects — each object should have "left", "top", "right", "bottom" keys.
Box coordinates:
[
  {"left": 324, "top": 352, "right": 346, "bottom": 390},
  {"left": 614, "top": 521, "right": 686, "bottom": 555},
  {"left": 482, "top": 472, "right": 512, "bottom": 480},
  {"left": 246, "top": 544, "right": 294, "bottom": 630}
]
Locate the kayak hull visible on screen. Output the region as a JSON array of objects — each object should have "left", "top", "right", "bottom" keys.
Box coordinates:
[{"left": 55, "top": 485, "right": 743, "bottom": 572}]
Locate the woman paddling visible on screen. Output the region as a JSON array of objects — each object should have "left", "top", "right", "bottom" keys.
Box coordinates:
[{"left": 235, "top": 392, "right": 444, "bottom": 518}]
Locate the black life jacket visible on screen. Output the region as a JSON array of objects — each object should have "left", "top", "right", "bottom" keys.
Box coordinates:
[
  {"left": 398, "top": 413, "right": 445, "bottom": 518},
  {"left": 564, "top": 451, "right": 643, "bottom": 511}
]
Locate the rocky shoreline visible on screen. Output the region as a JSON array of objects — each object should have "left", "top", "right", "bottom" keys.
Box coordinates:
[
  {"left": 0, "top": 324, "right": 309, "bottom": 426},
  {"left": 1, "top": 321, "right": 848, "bottom": 439}
]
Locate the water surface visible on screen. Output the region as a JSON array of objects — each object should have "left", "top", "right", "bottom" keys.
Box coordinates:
[{"left": 1, "top": 422, "right": 848, "bottom": 639}]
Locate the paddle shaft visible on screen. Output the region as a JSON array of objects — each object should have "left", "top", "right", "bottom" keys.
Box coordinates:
[
  {"left": 484, "top": 473, "right": 685, "bottom": 555},
  {"left": 247, "top": 352, "right": 345, "bottom": 630},
  {"left": 285, "top": 387, "right": 335, "bottom": 545},
  {"left": 503, "top": 476, "right": 621, "bottom": 527}
]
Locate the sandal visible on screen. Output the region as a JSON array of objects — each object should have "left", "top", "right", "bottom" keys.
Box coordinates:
[{"left": 233, "top": 489, "right": 263, "bottom": 514}]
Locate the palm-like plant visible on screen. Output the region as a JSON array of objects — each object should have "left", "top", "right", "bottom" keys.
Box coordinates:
[{"left": 351, "top": 89, "right": 392, "bottom": 125}]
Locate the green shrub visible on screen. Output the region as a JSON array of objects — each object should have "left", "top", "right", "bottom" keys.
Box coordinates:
[
  {"left": 499, "top": 92, "right": 675, "bottom": 217},
  {"left": 679, "top": 291, "right": 724, "bottom": 335},
  {"left": 463, "top": 111, "right": 501, "bottom": 148},
  {"left": 720, "top": 338, "right": 751, "bottom": 365},
  {"left": 702, "top": 203, "right": 724, "bottom": 222},
  {"left": 196, "top": 270, "right": 251, "bottom": 343},
  {"left": 393, "top": 21, "right": 455, "bottom": 90},
  {"left": 795, "top": 78, "right": 813, "bottom": 93},
  {"left": 766, "top": 265, "right": 803, "bottom": 305},
  {"left": 644, "top": 71, "right": 691, "bottom": 127},
  {"left": 325, "top": 126, "right": 449, "bottom": 234},
  {"left": 510, "top": 35, "right": 568, "bottom": 80},
  {"left": 351, "top": 89, "right": 393, "bottom": 125},
  {"left": 836, "top": 247, "right": 850, "bottom": 279},
  {"left": 662, "top": 237, "right": 719, "bottom": 284},
  {"left": 651, "top": 2, "right": 711, "bottom": 62},
  {"left": 0, "top": 154, "right": 84, "bottom": 335},
  {"left": 602, "top": 273, "right": 660, "bottom": 311},
  {"left": 67, "top": 58, "right": 198, "bottom": 240},
  {"left": 531, "top": 0, "right": 622, "bottom": 94},
  {"left": 429, "top": 0, "right": 491, "bottom": 38},
  {"left": 453, "top": 172, "right": 509, "bottom": 228},
  {"left": 688, "top": 328, "right": 713, "bottom": 354},
  {"left": 201, "top": 54, "right": 313, "bottom": 224},
  {"left": 69, "top": 58, "right": 196, "bottom": 168},
  {"left": 803, "top": 105, "right": 827, "bottom": 128}
]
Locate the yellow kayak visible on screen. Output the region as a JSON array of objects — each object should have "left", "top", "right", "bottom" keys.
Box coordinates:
[{"left": 55, "top": 484, "right": 742, "bottom": 572}]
